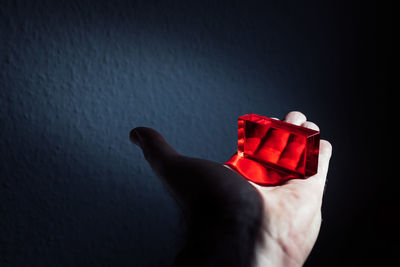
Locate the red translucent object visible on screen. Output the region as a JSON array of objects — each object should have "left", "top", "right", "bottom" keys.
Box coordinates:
[{"left": 224, "top": 114, "right": 320, "bottom": 185}]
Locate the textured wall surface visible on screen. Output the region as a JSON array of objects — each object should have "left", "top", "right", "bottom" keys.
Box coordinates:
[{"left": 1, "top": 0, "right": 383, "bottom": 266}]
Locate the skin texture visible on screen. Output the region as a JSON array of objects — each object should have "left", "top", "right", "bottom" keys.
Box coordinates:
[{"left": 130, "top": 111, "right": 332, "bottom": 267}]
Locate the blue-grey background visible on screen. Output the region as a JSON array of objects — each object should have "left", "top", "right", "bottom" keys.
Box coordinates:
[{"left": 1, "top": 0, "right": 387, "bottom": 266}]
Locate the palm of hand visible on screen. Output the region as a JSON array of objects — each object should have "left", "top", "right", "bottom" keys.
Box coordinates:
[
  {"left": 221, "top": 137, "right": 331, "bottom": 266},
  {"left": 251, "top": 175, "right": 326, "bottom": 266}
]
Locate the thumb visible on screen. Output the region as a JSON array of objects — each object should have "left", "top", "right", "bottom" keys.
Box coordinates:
[
  {"left": 130, "top": 127, "right": 180, "bottom": 173},
  {"left": 130, "top": 127, "right": 259, "bottom": 213},
  {"left": 130, "top": 127, "right": 195, "bottom": 207}
]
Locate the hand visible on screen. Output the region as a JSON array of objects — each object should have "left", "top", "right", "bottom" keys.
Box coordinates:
[{"left": 130, "top": 111, "right": 332, "bottom": 267}]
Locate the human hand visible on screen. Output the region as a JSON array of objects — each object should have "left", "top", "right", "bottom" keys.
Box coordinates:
[{"left": 130, "top": 111, "right": 332, "bottom": 267}]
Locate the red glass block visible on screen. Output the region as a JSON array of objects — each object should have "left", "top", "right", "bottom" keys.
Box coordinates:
[{"left": 225, "top": 114, "right": 320, "bottom": 185}]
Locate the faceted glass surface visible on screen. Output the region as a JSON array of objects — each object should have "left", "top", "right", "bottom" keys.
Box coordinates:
[{"left": 225, "top": 114, "right": 320, "bottom": 185}]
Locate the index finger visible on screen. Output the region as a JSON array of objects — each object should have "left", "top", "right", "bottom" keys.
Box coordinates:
[{"left": 289, "top": 139, "right": 332, "bottom": 189}]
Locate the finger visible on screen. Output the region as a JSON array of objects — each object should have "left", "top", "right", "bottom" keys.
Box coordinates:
[
  {"left": 285, "top": 121, "right": 319, "bottom": 172},
  {"left": 276, "top": 119, "right": 317, "bottom": 171},
  {"left": 243, "top": 121, "right": 270, "bottom": 156},
  {"left": 316, "top": 139, "right": 332, "bottom": 178},
  {"left": 301, "top": 121, "right": 320, "bottom": 131},
  {"left": 277, "top": 135, "right": 306, "bottom": 170},
  {"left": 284, "top": 111, "right": 307, "bottom": 126},
  {"left": 130, "top": 127, "right": 179, "bottom": 173},
  {"left": 225, "top": 152, "right": 288, "bottom": 185},
  {"left": 130, "top": 127, "right": 248, "bottom": 207},
  {"left": 260, "top": 111, "right": 306, "bottom": 165},
  {"left": 284, "top": 139, "right": 332, "bottom": 198},
  {"left": 298, "top": 139, "right": 332, "bottom": 188},
  {"left": 254, "top": 129, "right": 290, "bottom": 163},
  {"left": 253, "top": 112, "right": 305, "bottom": 164}
]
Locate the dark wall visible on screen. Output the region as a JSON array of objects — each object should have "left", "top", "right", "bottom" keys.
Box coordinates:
[{"left": 1, "top": 0, "right": 385, "bottom": 266}]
